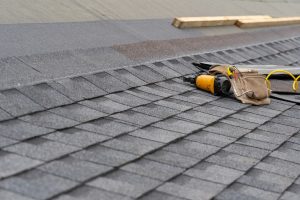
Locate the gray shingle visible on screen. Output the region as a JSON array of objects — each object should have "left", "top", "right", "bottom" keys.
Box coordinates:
[
  {"left": 245, "top": 129, "right": 288, "bottom": 145},
  {"left": 0, "top": 136, "right": 17, "bottom": 148},
  {"left": 289, "top": 182, "right": 300, "bottom": 194},
  {"left": 129, "top": 126, "right": 183, "bottom": 143},
  {"left": 185, "top": 162, "right": 243, "bottom": 185},
  {"left": 193, "top": 104, "right": 235, "bottom": 117},
  {"left": 248, "top": 45, "right": 269, "bottom": 57},
  {"left": 206, "top": 150, "right": 258, "bottom": 171},
  {"left": 48, "top": 76, "right": 107, "bottom": 101},
  {"left": 18, "top": 83, "right": 73, "bottom": 109},
  {"left": 80, "top": 97, "right": 130, "bottom": 114},
  {"left": 282, "top": 108, "right": 300, "bottom": 119},
  {"left": 225, "top": 49, "right": 248, "bottom": 62},
  {"left": 0, "top": 189, "right": 35, "bottom": 200},
  {"left": 156, "top": 79, "right": 193, "bottom": 93},
  {"left": 72, "top": 145, "right": 137, "bottom": 167},
  {"left": 153, "top": 117, "right": 204, "bottom": 134},
  {"left": 209, "top": 98, "right": 249, "bottom": 110},
  {"left": 49, "top": 103, "right": 106, "bottom": 123},
  {"left": 133, "top": 103, "right": 180, "bottom": 119},
  {"left": 76, "top": 118, "right": 137, "bottom": 137},
  {"left": 54, "top": 186, "right": 132, "bottom": 200},
  {"left": 106, "top": 92, "right": 150, "bottom": 107},
  {"left": 0, "top": 108, "right": 11, "bottom": 121},
  {"left": 281, "top": 142, "right": 300, "bottom": 151},
  {"left": 87, "top": 170, "right": 161, "bottom": 198},
  {"left": 236, "top": 137, "right": 278, "bottom": 151},
  {"left": 0, "top": 151, "right": 42, "bottom": 178},
  {"left": 176, "top": 110, "right": 220, "bottom": 125},
  {"left": 138, "top": 84, "right": 177, "bottom": 97},
  {"left": 178, "top": 56, "right": 198, "bottom": 69},
  {"left": 224, "top": 143, "right": 270, "bottom": 159},
  {"left": 243, "top": 106, "right": 281, "bottom": 118},
  {"left": 0, "top": 169, "right": 77, "bottom": 200},
  {"left": 0, "top": 89, "right": 43, "bottom": 116},
  {"left": 111, "top": 110, "right": 160, "bottom": 126},
  {"left": 272, "top": 115, "right": 300, "bottom": 128},
  {"left": 157, "top": 175, "right": 224, "bottom": 200},
  {"left": 4, "top": 138, "right": 79, "bottom": 161},
  {"left": 19, "top": 111, "right": 79, "bottom": 129},
  {"left": 139, "top": 191, "right": 187, "bottom": 200},
  {"left": 203, "top": 122, "right": 251, "bottom": 138},
  {"left": 108, "top": 68, "right": 146, "bottom": 88},
  {"left": 239, "top": 46, "right": 261, "bottom": 59},
  {"left": 164, "top": 140, "right": 219, "bottom": 159},
  {"left": 102, "top": 135, "right": 163, "bottom": 156},
  {"left": 257, "top": 44, "right": 279, "bottom": 55},
  {"left": 214, "top": 51, "right": 239, "bottom": 64},
  {"left": 255, "top": 157, "right": 300, "bottom": 178},
  {"left": 220, "top": 117, "right": 260, "bottom": 130},
  {"left": 280, "top": 191, "right": 300, "bottom": 200},
  {"left": 258, "top": 122, "right": 299, "bottom": 136},
  {"left": 121, "top": 158, "right": 183, "bottom": 181},
  {"left": 149, "top": 62, "right": 181, "bottom": 79},
  {"left": 216, "top": 183, "right": 280, "bottom": 200},
  {"left": 266, "top": 42, "right": 289, "bottom": 52},
  {"left": 264, "top": 100, "right": 293, "bottom": 111},
  {"left": 0, "top": 119, "right": 53, "bottom": 140},
  {"left": 166, "top": 59, "right": 195, "bottom": 75},
  {"left": 154, "top": 98, "right": 196, "bottom": 111},
  {"left": 146, "top": 150, "right": 199, "bottom": 168},
  {"left": 270, "top": 147, "right": 300, "bottom": 164},
  {"left": 127, "top": 65, "right": 166, "bottom": 83},
  {"left": 186, "top": 131, "right": 235, "bottom": 147},
  {"left": 251, "top": 57, "right": 269, "bottom": 65},
  {"left": 83, "top": 72, "right": 129, "bottom": 93},
  {"left": 289, "top": 135, "right": 300, "bottom": 145},
  {"left": 126, "top": 89, "right": 162, "bottom": 101},
  {"left": 237, "top": 168, "right": 293, "bottom": 193},
  {"left": 38, "top": 156, "right": 112, "bottom": 182},
  {"left": 43, "top": 128, "right": 110, "bottom": 148},
  {"left": 172, "top": 91, "right": 215, "bottom": 105},
  {"left": 231, "top": 111, "right": 270, "bottom": 124},
  {"left": 199, "top": 52, "right": 227, "bottom": 63}
]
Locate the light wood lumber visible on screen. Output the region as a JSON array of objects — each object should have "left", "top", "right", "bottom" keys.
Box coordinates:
[
  {"left": 172, "top": 15, "right": 272, "bottom": 28},
  {"left": 236, "top": 17, "right": 300, "bottom": 28}
]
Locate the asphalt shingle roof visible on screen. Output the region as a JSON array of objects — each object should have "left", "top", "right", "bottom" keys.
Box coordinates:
[{"left": 0, "top": 37, "right": 300, "bottom": 200}]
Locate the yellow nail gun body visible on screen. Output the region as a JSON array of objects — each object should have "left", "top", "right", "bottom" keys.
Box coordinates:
[{"left": 183, "top": 74, "right": 231, "bottom": 96}]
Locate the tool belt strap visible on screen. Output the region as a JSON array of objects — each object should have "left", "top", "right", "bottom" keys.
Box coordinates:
[{"left": 209, "top": 65, "right": 270, "bottom": 105}]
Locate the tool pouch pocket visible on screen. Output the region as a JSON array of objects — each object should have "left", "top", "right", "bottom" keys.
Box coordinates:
[
  {"left": 209, "top": 65, "right": 270, "bottom": 105},
  {"left": 236, "top": 73, "right": 269, "bottom": 100}
]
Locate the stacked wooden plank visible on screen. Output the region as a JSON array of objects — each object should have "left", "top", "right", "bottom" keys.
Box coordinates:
[
  {"left": 172, "top": 15, "right": 272, "bottom": 28},
  {"left": 172, "top": 15, "right": 300, "bottom": 29},
  {"left": 236, "top": 17, "right": 300, "bottom": 28}
]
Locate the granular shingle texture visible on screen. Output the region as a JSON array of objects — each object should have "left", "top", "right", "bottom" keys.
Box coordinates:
[{"left": 1, "top": 37, "right": 300, "bottom": 200}]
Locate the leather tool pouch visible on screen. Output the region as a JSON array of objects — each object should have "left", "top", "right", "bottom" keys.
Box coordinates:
[{"left": 209, "top": 65, "right": 270, "bottom": 105}]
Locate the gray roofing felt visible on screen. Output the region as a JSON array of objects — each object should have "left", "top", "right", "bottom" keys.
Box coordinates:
[{"left": 0, "top": 37, "right": 300, "bottom": 200}]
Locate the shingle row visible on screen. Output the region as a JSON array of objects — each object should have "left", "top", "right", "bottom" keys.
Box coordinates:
[{"left": 0, "top": 37, "right": 300, "bottom": 200}]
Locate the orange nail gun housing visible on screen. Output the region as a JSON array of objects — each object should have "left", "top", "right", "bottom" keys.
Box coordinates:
[
  {"left": 183, "top": 74, "right": 231, "bottom": 96},
  {"left": 195, "top": 74, "right": 216, "bottom": 94}
]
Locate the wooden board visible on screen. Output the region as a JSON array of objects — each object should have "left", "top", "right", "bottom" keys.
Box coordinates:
[
  {"left": 236, "top": 17, "right": 300, "bottom": 28},
  {"left": 172, "top": 15, "right": 272, "bottom": 28}
]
